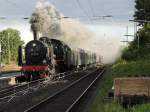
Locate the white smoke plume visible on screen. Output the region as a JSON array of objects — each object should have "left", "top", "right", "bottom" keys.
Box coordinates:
[
  {"left": 60, "top": 19, "right": 95, "bottom": 49},
  {"left": 30, "top": 0, "right": 94, "bottom": 48},
  {"left": 30, "top": 0, "right": 62, "bottom": 37},
  {"left": 30, "top": 0, "right": 122, "bottom": 64}
]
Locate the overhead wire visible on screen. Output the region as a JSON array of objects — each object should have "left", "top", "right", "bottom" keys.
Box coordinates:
[
  {"left": 75, "top": 0, "right": 92, "bottom": 23},
  {"left": 4, "top": 0, "right": 30, "bottom": 20},
  {"left": 5, "top": 0, "right": 23, "bottom": 11},
  {"left": 4, "top": 0, "right": 96, "bottom": 23},
  {"left": 87, "top": 0, "right": 95, "bottom": 17},
  {"left": 49, "top": 0, "right": 55, "bottom": 5}
]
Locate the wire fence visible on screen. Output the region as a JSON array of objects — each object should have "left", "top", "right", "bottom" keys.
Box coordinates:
[{"left": 0, "top": 67, "right": 87, "bottom": 103}]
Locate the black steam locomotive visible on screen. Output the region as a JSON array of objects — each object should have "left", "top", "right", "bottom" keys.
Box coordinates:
[{"left": 17, "top": 36, "right": 101, "bottom": 81}]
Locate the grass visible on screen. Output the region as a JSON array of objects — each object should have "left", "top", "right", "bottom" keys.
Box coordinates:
[{"left": 88, "top": 57, "right": 150, "bottom": 112}]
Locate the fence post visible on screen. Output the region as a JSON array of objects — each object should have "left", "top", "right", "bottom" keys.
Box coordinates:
[
  {"left": 13, "top": 86, "right": 16, "bottom": 96},
  {"left": 27, "top": 82, "right": 30, "bottom": 91},
  {"left": 38, "top": 79, "right": 41, "bottom": 87}
]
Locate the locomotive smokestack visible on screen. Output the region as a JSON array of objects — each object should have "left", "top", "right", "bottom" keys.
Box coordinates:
[
  {"left": 31, "top": 24, "right": 38, "bottom": 40},
  {"left": 33, "top": 29, "right": 37, "bottom": 40},
  {"left": 30, "top": 13, "right": 39, "bottom": 40}
]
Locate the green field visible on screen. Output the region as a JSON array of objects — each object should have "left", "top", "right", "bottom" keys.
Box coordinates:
[{"left": 89, "top": 57, "right": 150, "bottom": 112}]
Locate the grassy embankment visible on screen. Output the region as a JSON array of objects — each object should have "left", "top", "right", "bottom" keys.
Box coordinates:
[{"left": 89, "top": 55, "right": 150, "bottom": 112}]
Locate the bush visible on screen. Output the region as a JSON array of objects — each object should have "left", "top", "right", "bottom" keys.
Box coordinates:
[
  {"left": 121, "top": 24, "right": 150, "bottom": 61},
  {"left": 121, "top": 44, "right": 150, "bottom": 61},
  {"left": 121, "top": 47, "right": 138, "bottom": 61}
]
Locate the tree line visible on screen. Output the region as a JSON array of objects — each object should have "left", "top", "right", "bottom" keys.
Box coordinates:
[
  {"left": 122, "top": 0, "right": 150, "bottom": 60},
  {"left": 0, "top": 28, "right": 24, "bottom": 64},
  {"left": 134, "top": 0, "right": 150, "bottom": 45}
]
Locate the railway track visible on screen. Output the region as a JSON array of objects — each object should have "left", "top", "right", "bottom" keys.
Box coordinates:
[
  {"left": 0, "top": 78, "right": 48, "bottom": 102},
  {"left": 0, "top": 71, "right": 21, "bottom": 78},
  {"left": 24, "top": 67, "right": 105, "bottom": 112},
  {"left": 0, "top": 67, "right": 92, "bottom": 103}
]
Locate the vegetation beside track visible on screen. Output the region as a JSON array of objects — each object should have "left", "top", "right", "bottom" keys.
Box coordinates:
[
  {"left": 0, "top": 28, "right": 24, "bottom": 64},
  {"left": 88, "top": 0, "right": 150, "bottom": 110},
  {"left": 88, "top": 56, "right": 150, "bottom": 112}
]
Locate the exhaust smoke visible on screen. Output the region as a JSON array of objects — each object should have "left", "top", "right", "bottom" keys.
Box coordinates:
[{"left": 30, "top": 0, "right": 122, "bottom": 64}]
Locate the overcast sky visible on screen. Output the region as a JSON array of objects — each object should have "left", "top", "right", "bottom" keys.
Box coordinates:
[
  {"left": 0, "top": 0, "right": 134, "bottom": 22},
  {"left": 0, "top": 0, "right": 135, "bottom": 63},
  {"left": 0, "top": 0, "right": 135, "bottom": 43}
]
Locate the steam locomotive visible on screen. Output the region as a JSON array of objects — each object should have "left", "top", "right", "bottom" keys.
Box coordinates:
[{"left": 17, "top": 36, "right": 101, "bottom": 81}]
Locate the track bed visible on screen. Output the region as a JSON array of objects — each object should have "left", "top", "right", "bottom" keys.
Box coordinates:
[{"left": 0, "top": 67, "right": 98, "bottom": 112}]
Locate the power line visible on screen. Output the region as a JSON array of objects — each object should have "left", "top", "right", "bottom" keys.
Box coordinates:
[
  {"left": 87, "top": 0, "right": 95, "bottom": 16},
  {"left": 75, "top": 0, "right": 91, "bottom": 22},
  {"left": 5, "top": 0, "right": 29, "bottom": 16},
  {"left": 49, "top": 0, "right": 55, "bottom": 5},
  {"left": 5, "top": 0, "right": 20, "bottom": 9},
  {"left": 5, "top": 0, "right": 17, "bottom": 6}
]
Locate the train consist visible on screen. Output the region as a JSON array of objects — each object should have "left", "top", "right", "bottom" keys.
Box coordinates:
[{"left": 17, "top": 36, "right": 101, "bottom": 81}]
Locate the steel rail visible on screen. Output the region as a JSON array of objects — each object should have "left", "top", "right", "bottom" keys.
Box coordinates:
[
  {"left": 0, "top": 67, "right": 90, "bottom": 102},
  {"left": 0, "top": 67, "right": 82, "bottom": 93},
  {"left": 0, "top": 68, "right": 81, "bottom": 96},
  {"left": 0, "top": 78, "right": 47, "bottom": 101},
  {"left": 24, "top": 67, "right": 102, "bottom": 112},
  {"left": 65, "top": 68, "right": 105, "bottom": 112}
]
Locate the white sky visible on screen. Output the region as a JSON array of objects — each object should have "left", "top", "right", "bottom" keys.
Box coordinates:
[
  {"left": 0, "top": 0, "right": 135, "bottom": 63},
  {"left": 0, "top": 0, "right": 135, "bottom": 43}
]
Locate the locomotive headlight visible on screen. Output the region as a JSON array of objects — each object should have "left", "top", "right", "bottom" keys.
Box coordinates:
[
  {"left": 32, "top": 43, "right": 36, "bottom": 47},
  {"left": 43, "top": 59, "right": 47, "bottom": 64}
]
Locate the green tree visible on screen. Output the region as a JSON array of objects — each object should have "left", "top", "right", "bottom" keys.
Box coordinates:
[
  {"left": 134, "top": 0, "right": 150, "bottom": 26},
  {"left": 133, "top": 0, "right": 150, "bottom": 47},
  {"left": 0, "top": 28, "right": 24, "bottom": 64},
  {"left": 121, "top": 0, "right": 150, "bottom": 60},
  {"left": 137, "top": 24, "right": 150, "bottom": 46}
]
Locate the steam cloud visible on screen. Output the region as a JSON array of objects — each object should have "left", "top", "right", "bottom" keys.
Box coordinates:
[
  {"left": 30, "top": 0, "right": 122, "bottom": 64},
  {"left": 30, "top": 1, "right": 62, "bottom": 37},
  {"left": 30, "top": 0, "right": 94, "bottom": 48}
]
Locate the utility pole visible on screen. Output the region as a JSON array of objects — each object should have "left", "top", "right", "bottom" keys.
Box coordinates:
[
  {"left": 126, "top": 26, "right": 129, "bottom": 45},
  {"left": 130, "top": 19, "right": 150, "bottom": 48},
  {"left": 0, "top": 43, "right": 1, "bottom": 73},
  {"left": 121, "top": 26, "right": 133, "bottom": 46},
  {"left": 7, "top": 32, "right": 10, "bottom": 64},
  {"left": 134, "top": 22, "right": 139, "bottom": 48},
  {"left": 137, "top": 29, "right": 140, "bottom": 49}
]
